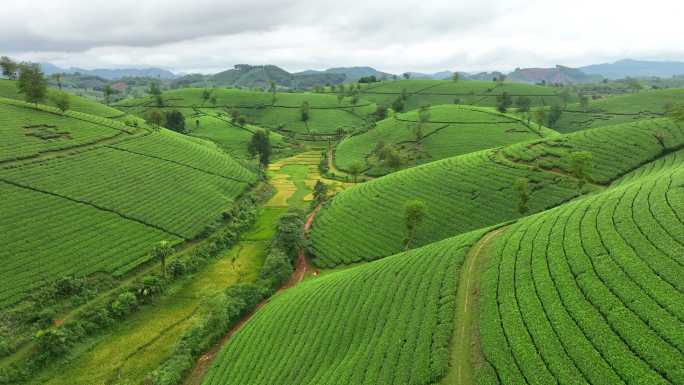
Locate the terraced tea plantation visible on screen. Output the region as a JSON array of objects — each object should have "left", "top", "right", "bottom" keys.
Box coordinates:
[
  {"left": 114, "top": 87, "right": 376, "bottom": 140},
  {"left": 354, "top": 79, "right": 570, "bottom": 111},
  {"left": 479, "top": 155, "right": 684, "bottom": 385},
  {"left": 202, "top": 228, "right": 488, "bottom": 385},
  {"left": 0, "top": 100, "right": 255, "bottom": 305},
  {"left": 334, "top": 104, "right": 556, "bottom": 175}
]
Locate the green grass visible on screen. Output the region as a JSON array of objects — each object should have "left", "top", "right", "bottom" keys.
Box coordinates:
[
  {"left": 114, "top": 87, "right": 376, "bottom": 137},
  {"left": 478, "top": 151, "right": 684, "bottom": 385},
  {"left": 0, "top": 100, "right": 255, "bottom": 306},
  {"left": 202, "top": 228, "right": 488, "bottom": 385},
  {"left": 354, "top": 79, "right": 569, "bottom": 111},
  {"left": 551, "top": 88, "right": 684, "bottom": 133},
  {"left": 335, "top": 104, "right": 557, "bottom": 175},
  {"left": 309, "top": 117, "right": 684, "bottom": 268}
]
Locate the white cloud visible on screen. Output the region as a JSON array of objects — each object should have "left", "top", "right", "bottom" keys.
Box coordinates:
[{"left": 1, "top": 0, "right": 683, "bottom": 73}]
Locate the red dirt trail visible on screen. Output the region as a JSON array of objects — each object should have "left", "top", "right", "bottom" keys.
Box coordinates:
[{"left": 182, "top": 205, "right": 321, "bottom": 385}]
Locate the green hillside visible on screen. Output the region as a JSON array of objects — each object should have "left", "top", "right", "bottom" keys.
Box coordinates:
[
  {"left": 202, "top": 228, "right": 488, "bottom": 385},
  {"left": 335, "top": 104, "right": 557, "bottom": 175},
  {"left": 354, "top": 79, "right": 569, "bottom": 111},
  {"left": 114, "top": 87, "right": 376, "bottom": 140},
  {"left": 0, "top": 79, "right": 124, "bottom": 118},
  {"left": 0, "top": 99, "right": 255, "bottom": 306},
  {"left": 309, "top": 117, "right": 684, "bottom": 267},
  {"left": 478, "top": 150, "right": 684, "bottom": 385},
  {"left": 552, "top": 88, "right": 684, "bottom": 133}
]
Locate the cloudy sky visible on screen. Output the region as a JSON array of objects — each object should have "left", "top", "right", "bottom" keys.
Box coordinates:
[{"left": 1, "top": 0, "right": 683, "bottom": 74}]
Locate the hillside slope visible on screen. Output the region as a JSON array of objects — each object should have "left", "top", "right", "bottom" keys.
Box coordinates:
[
  {"left": 0, "top": 98, "right": 255, "bottom": 306},
  {"left": 309, "top": 117, "right": 684, "bottom": 267},
  {"left": 478, "top": 148, "right": 684, "bottom": 385},
  {"left": 202, "top": 228, "right": 489, "bottom": 385},
  {"left": 335, "top": 104, "right": 557, "bottom": 175}
]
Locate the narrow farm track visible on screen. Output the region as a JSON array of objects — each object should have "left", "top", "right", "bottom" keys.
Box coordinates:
[
  {"left": 183, "top": 203, "right": 322, "bottom": 385},
  {"left": 442, "top": 227, "right": 507, "bottom": 385}
]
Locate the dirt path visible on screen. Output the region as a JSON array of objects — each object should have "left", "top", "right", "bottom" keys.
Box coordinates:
[
  {"left": 442, "top": 227, "right": 507, "bottom": 385},
  {"left": 183, "top": 205, "right": 321, "bottom": 385}
]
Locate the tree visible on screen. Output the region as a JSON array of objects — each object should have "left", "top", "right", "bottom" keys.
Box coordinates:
[
  {"left": 570, "top": 151, "right": 593, "bottom": 191},
  {"left": 312, "top": 180, "right": 329, "bottom": 206},
  {"left": 403, "top": 72, "right": 411, "bottom": 80},
  {"left": 382, "top": 146, "right": 401, "bottom": 169},
  {"left": 666, "top": 104, "right": 684, "bottom": 123},
  {"left": 452, "top": 72, "right": 460, "bottom": 82},
  {"left": 269, "top": 80, "right": 277, "bottom": 103},
  {"left": 535, "top": 108, "right": 547, "bottom": 128},
  {"left": 300, "top": 101, "right": 311, "bottom": 122},
  {"left": 17, "top": 63, "right": 47, "bottom": 105},
  {"left": 403, "top": 199, "right": 426, "bottom": 249},
  {"left": 201, "top": 89, "right": 212, "bottom": 105},
  {"left": 164, "top": 110, "right": 186, "bottom": 133},
  {"left": 151, "top": 241, "right": 173, "bottom": 277},
  {"left": 514, "top": 177, "right": 530, "bottom": 214},
  {"left": 51, "top": 73, "right": 63, "bottom": 90},
  {"left": 547, "top": 105, "right": 563, "bottom": 128},
  {"left": 248, "top": 129, "right": 272, "bottom": 167},
  {"left": 625, "top": 77, "right": 643, "bottom": 93},
  {"left": 103, "top": 85, "right": 114, "bottom": 105},
  {"left": 515, "top": 96, "right": 531, "bottom": 114},
  {"left": 558, "top": 88, "right": 572, "bottom": 107},
  {"left": 209, "top": 96, "right": 217, "bottom": 107},
  {"left": 52, "top": 91, "right": 70, "bottom": 114},
  {"left": 350, "top": 91, "right": 360, "bottom": 105},
  {"left": 496, "top": 74, "right": 506, "bottom": 85},
  {"left": 148, "top": 82, "right": 163, "bottom": 106},
  {"left": 229, "top": 108, "right": 241, "bottom": 123},
  {"left": 274, "top": 210, "right": 306, "bottom": 262},
  {"left": 347, "top": 160, "right": 363, "bottom": 183},
  {"left": 1, "top": 56, "right": 18, "bottom": 79},
  {"left": 144, "top": 109, "right": 165, "bottom": 131},
  {"left": 337, "top": 93, "right": 344, "bottom": 104},
  {"left": 414, "top": 105, "right": 431, "bottom": 141},
  {"left": 375, "top": 104, "right": 388, "bottom": 120},
  {"left": 392, "top": 96, "right": 405, "bottom": 112},
  {"left": 578, "top": 93, "right": 590, "bottom": 111},
  {"left": 496, "top": 92, "right": 512, "bottom": 113}
]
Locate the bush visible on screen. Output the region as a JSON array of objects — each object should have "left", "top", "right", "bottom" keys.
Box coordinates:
[
  {"left": 110, "top": 292, "right": 138, "bottom": 318},
  {"left": 258, "top": 249, "right": 293, "bottom": 292}
]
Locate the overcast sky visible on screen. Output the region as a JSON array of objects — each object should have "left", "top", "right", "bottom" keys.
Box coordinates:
[{"left": 1, "top": 0, "right": 683, "bottom": 74}]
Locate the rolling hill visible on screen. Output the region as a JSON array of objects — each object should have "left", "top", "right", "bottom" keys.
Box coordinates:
[
  {"left": 114, "top": 87, "right": 376, "bottom": 142},
  {"left": 551, "top": 88, "right": 684, "bottom": 133},
  {"left": 334, "top": 104, "right": 557, "bottom": 176},
  {"left": 355, "top": 79, "right": 571, "bottom": 111},
  {"left": 309, "top": 117, "right": 684, "bottom": 267},
  {"left": 0, "top": 97, "right": 255, "bottom": 306}
]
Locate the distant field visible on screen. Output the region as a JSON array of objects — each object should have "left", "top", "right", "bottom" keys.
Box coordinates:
[
  {"left": 478, "top": 151, "right": 684, "bottom": 385},
  {"left": 310, "top": 117, "right": 684, "bottom": 267},
  {"left": 114, "top": 87, "right": 376, "bottom": 138},
  {"left": 202, "top": 228, "right": 488, "bottom": 385},
  {"left": 0, "top": 101, "right": 255, "bottom": 306},
  {"left": 335, "top": 104, "right": 557, "bottom": 175},
  {"left": 353, "top": 79, "right": 569, "bottom": 111},
  {"left": 552, "top": 88, "right": 684, "bottom": 133}
]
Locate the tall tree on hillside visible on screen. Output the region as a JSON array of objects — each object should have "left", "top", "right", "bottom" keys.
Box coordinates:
[
  {"left": 300, "top": 101, "right": 311, "bottom": 122},
  {"left": 496, "top": 92, "right": 513, "bottom": 113},
  {"left": 414, "top": 105, "right": 431, "bottom": 141},
  {"left": 201, "top": 88, "right": 212, "bottom": 105},
  {"left": 570, "top": 151, "right": 593, "bottom": 191},
  {"left": 515, "top": 177, "right": 530, "bottom": 214},
  {"left": 164, "top": 110, "right": 186, "bottom": 133},
  {"left": 312, "top": 180, "right": 329, "bottom": 207},
  {"left": 17, "top": 63, "right": 47, "bottom": 105},
  {"left": 403, "top": 199, "right": 426, "bottom": 250},
  {"left": 375, "top": 104, "right": 388, "bottom": 120},
  {"left": 625, "top": 77, "right": 643, "bottom": 93},
  {"left": 547, "top": 105, "right": 563, "bottom": 128},
  {"left": 337, "top": 93, "right": 344, "bottom": 104},
  {"left": 51, "top": 73, "right": 63, "bottom": 90},
  {"left": 392, "top": 96, "right": 405, "bottom": 112},
  {"left": 148, "top": 82, "right": 163, "bottom": 107},
  {"left": 151, "top": 241, "right": 173, "bottom": 277},
  {"left": 347, "top": 161, "right": 363, "bottom": 183},
  {"left": 248, "top": 129, "right": 272, "bottom": 168},
  {"left": 452, "top": 72, "right": 460, "bottom": 82},
  {"left": 515, "top": 96, "right": 532, "bottom": 114},
  {"left": 0, "top": 56, "right": 18, "bottom": 80},
  {"left": 534, "top": 108, "right": 548, "bottom": 128},
  {"left": 403, "top": 73, "right": 411, "bottom": 80},
  {"left": 144, "top": 109, "right": 165, "bottom": 131},
  {"left": 103, "top": 85, "right": 114, "bottom": 105},
  {"left": 269, "top": 80, "right": 277, "bottom": 104},
  {"left": 52, "top": 91, "right": 70, "bottom": 114},
  {"left": 209, "top": 95, "right": 217, "bottom": 107}
]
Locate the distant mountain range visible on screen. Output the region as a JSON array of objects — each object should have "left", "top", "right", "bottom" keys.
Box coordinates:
[
  {"left": 579, "top": 59, "right": 684, "bottom": 79},
  {"left": 36, "top": 58, "right": 684, "bottom": 89},
  {"left": 39, "top": 63, "right": 176, "bottom": 80}
]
